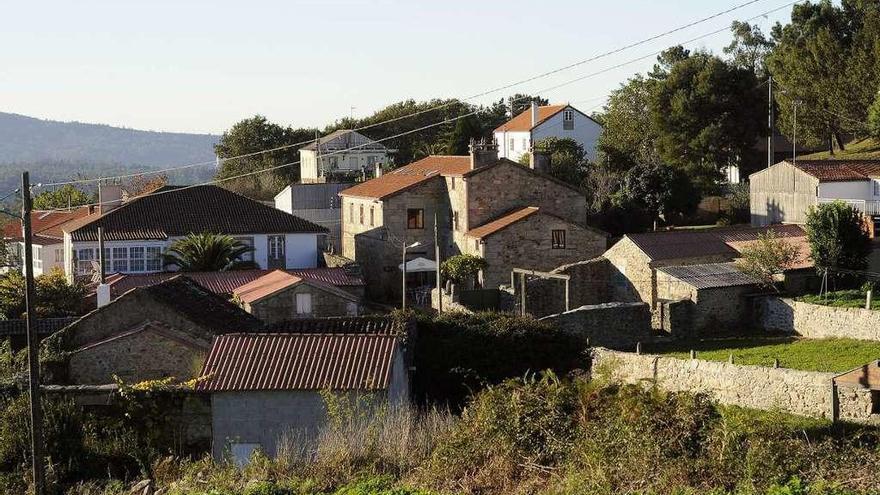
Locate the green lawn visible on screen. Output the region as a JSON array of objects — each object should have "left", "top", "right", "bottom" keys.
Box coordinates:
[
  {"left": 798, "top": 290, "right": 879, "bottom": 311},
  {"left": 802, "top": 137, "right": 880, "bottom": 160},
  {"left": 644, "top": 337, "right": 880, "bottom": 372}
]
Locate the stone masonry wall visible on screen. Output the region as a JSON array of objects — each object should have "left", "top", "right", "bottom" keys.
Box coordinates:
[
  {"left": 592, "top": 348, "right": 839, "bottom": 419},
  {"left": 524, "top": 257, "right": 611, "bottom": 318},
  {"left": 247, "top": 284, "right": 358, "bottom": 324},
  {"left": 541, "top": 302, "right": 651, "bottom": 350},
  {"left": 756, "top": 297, "right": 880, "bottom": 341}
]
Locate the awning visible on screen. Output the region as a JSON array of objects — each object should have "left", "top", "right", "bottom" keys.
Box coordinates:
[{"left": 399, "top": 257, "right": 437, "bottom": 273}]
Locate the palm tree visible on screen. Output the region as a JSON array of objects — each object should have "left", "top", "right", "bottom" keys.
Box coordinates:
[{"left": 162, "top": 232, "right": 256, "bottom": 272}]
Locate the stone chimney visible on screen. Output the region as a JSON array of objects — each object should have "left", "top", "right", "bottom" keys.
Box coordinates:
[
  {"left": 469, "top": 138, "right": 498, "bottom": 170},
  {"left": 98, "top": 183, "right": 124, "bottom": 215},
  {"left": 529, "top": 149, "right": 551, "bottom": 173},
  {"left": 530, "top": 101, "right": 539, "bottom": 127}
]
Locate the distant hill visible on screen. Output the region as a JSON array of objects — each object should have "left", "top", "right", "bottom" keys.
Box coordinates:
[{"left": 0, "top": 112, "right": 220, "bottom": 191}]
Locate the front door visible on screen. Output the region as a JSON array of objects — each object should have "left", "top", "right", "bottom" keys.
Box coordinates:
[{"left": 267, "top": 235, "right": 286, "bottom": 269}]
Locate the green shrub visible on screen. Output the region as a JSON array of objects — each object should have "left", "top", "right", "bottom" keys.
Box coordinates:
[{"left": 411, "top": 311, "right": 588, "bottom": 407}]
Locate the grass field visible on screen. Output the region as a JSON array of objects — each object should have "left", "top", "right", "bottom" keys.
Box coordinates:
[
  {"left": 645, "top": 337, "right": 880, "bottom": 372},
  {"left": 799, "top": 289, "right": 879, "bottom": 310},
  {"left": 802, "top": 137, "right": 880, "bottom": 160}
]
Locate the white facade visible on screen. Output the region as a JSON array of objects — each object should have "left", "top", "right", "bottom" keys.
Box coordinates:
[
  {"left": 818, "top": 180, "right": 880, "bottom": 202},
  {"left": 63, "top": 233, "right": 320, "bottom": 279},
  {"left": 10, "top": 241, "right": 65, "bottom": 277},
  {"left": 494, "top": 105, "right": 603, "bottom": 163},
  {"left": 300, "top": 149, "right": 388, "bottom": 181}
]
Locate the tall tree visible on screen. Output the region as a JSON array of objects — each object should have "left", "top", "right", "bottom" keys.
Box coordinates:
[
  {"left": 650, "top": 48, "right": 764, "bottom": 191},
  {"left": 724, "top": 21, "right": 774, "bottom": 76},
  {"left": 619, "top": 160, "right": 699, "bottom": 226},
  {"left": 215, "top": 115, "right": 315, "bottom": 200},
  {"left": 508, "top": 94, "right": 550, "bottom": 117},
  {"left": 595, "top": 75, "right": 660, "bottom": 171},
  {"left": 525, "top": 137, "right": 590, "bottom": 186},
  {"left": 805, "top": 201, "right": 871, "bottom": 272},
  {"left": 32, "top": 185, "right": 94, "bottom": 210}
]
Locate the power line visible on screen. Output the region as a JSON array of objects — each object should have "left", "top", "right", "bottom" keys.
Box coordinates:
[{"left": 40, "top": 0, "right": 775, "bottom": 188}]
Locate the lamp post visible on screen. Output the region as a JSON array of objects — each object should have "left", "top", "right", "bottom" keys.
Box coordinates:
[{"left": 402, "top": 241, "right": 421, "bottom": 310}]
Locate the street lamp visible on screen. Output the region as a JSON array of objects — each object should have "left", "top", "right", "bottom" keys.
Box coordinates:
[{"left": 402, "top": 241, "right": 421, "bottom": 310}]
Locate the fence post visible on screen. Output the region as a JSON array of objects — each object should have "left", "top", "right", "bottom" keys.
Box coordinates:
[{"left": 690, "top": 350, "right": 696, "bottom": 360}]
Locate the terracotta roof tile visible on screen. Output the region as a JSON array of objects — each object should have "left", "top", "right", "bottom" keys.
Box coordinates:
[
  {"left": 790, "top": 159, "right": 880, "bottom": 182},
  {"left": 195, "top": 333, "right": 398, "bottom": 391},
  {"left": 233, "top": 270, "right": 303, "bottom": 304},
  {"left": 466, "top": 207, "right": 540, "bottom": 239},
  {"left": 3, "top": 207, "right": 91, "bottom": 243},
  {"left": 627, "top": 224, "right": 809, "bottom": 263},
  {"left": 494, "top": 105, "right": 568, "bottom": 133},
  {"left": 68, "top": 185, "right": 327, "bottom": 242},
  {"left": 340, "top": 156, "right": 472, "bottom": 199}
]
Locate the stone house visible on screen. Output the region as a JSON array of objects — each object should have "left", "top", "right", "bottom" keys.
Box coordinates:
[
  {"left": 49, "top": 275, "right": 262, "bottom": 385},
  {"left": 232, "top": 270, "right": 362, "bottom": 323},
  {"left": 339, "top": 142, "right": 607, "bottom": 300},
  {"left": 603, "top": 224, "right": 809, "bottom": 309},
  {"left": 655, "top": 262, "right": 764, "bottom": 336},
  {"left": 197, "top": 331, "right": 409, "bottom": 463}
]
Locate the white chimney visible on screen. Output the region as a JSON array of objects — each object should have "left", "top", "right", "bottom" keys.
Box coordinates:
[
  {"left": 375, "top": 163, "right": 383, "bottom": 178},
  {"left": 530, "top": 101, "right": 539, "bottom": 127},
  {"left": 98, "top": 183, "right": 124, "bottom": 215},
  {"left": 96, "top": 283, "right": 111, "bottom": 308}
]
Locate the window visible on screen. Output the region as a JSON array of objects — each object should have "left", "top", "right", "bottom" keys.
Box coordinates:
[
  {"left": 349, "top": 204, "right": 354, "bottom": 223},
  {"left": 33, "top": 246, "right": 42, "bottom": 271},
  {"left": 407, "top": 208, "right": 424, "bottom": 229},
  {"left": 296, "top": 292, "right": 313, "bottom": 315},
  {"left": 346, "top": 302, "right": 358, "bottom": 316},
  {"left": 146, "top": 247, "right": 162, "bottom": 271},
  {"left": 359, "top": 205, "right": 364, "bottom": 225},
  {"left": 112, "top": 247, "right": 128, "bottom": 272},
  {"left": 509, "top": 138, "right": 515, "bottom": 151},
  {"left": 563, "top": 110, "right": 574, "bottom": 130},
  {"left": 268, "top": 236, "right": 286, "bottom": 259},
  {"left": 451, "top": 177, "right": 456, "bottom": 190},
  {"left": 328, "top": 156, "right": 338, "bottom": 169},
  {"left": 474, "top": 239, "right": 479, "bottom": 251},
  {"left": 54, "top": 248, "right": 63, "bottom": 264},
  {"left": 77, "top": 248, "right": 94, "bottom": 274},
  {"left": 129, "top": 247, "right": 145, "bottom": 272},
  {"left": 453, "top": 211, "right": 459, "bottom": 231},
  {"left": 369, "top": 206, "right": 375, "bottom": 226},
  {"left": 874, "top": 179, "right": 880, "bottom": 197},
  {"left": 235, "top": 237, "right": 254, "bottom": 262},
  {"left": 551, "top": 229, "right": 566, "bottom": 249},
  {"left": 367, "top": 156, "right": 376, "bottom": 166},
  {"left": 522, "top": 138, "right": 528, "bottom": 150}
]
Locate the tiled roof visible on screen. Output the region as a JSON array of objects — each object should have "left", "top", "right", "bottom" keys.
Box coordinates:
[
  {"left": 136, "top": 275, "right": 263, "bottom": 333},
  {"left": 299, "top": 129, "right": 387, "bottom": 152},
  {"left": 494, "top": 105, "right": 568, "bottom": 133},
  {"left": 466, "top": 207, "right": 540, "bottom": 239},
  {"left": 790, "top": 160, "right": 880, "bottom": 182},
  {"left": 340, "top": 156, "right": 473, "bottom": 200},
  {"left": 657, "top": 262, "right": 761, "bottom": 290},
  {"left": 3, "top": 207, "right": 91, "bottom": 243},
  {"left": 626, "top": 224, "right": 809, "bottom": 263},
  {"left": 195, "top": 333, "right": 398, "bottom": 391},
  {"left": 264, "top": 315, "right": 404, "bottom": 335},
  {"left": 68, "top": 185, "right": 327, "bottom": 242},
  {"left": 99, "top": 268, "right": 364, "bottom": 299},
  {"left": 234, "top": 270, "right": 303, "bottom": 304}
]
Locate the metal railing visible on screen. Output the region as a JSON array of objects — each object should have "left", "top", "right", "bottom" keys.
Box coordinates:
[{"left": 817, "top": 198, "right": 880, "bottom": 216}]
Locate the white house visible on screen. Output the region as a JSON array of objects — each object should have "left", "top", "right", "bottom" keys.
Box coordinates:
[
  {"left": 750, "top": 159, "right": 880, "bottom": 227},
  {"left": 493, "top": 102, "right": 603, "bottom": 162},
  {"left": 274, "top": 182, "right": 351, "bottom": 252},
  {"left": 2, "top": 207, "right": 91, "bottom": 277},
  {"left": 299, "top": 130, "right": 391, "bottom": 183},
  {"left": 61, "top": 185, "right": 327, "bottom": 280}
]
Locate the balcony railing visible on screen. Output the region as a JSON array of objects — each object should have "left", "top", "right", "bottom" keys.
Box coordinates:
[{"left": 817, "top": 198, "right": 880, "bottom": 216}]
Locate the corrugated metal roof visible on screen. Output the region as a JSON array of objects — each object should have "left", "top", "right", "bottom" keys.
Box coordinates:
[
  {"left": 657, "top": 262, "right": 761, "bottom": 289},
  {"left": 195, "top": 333, "right": 398, "bottom": 392},
  {"left": 285, "top": 183, "right": 353, "bottom": 210},
  {"left": 627, "top": 224, "right": 808, "bottom": 262},
  {"left": 264, "top": 315, "right": 404, "bottom": 335}
]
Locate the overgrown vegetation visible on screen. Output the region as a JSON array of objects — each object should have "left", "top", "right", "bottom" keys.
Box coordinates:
[
  {"left": 799, "top": 289, "right": 880, "bottom": 311},
  {"left": 0, "top": 268, "right": 86, "bottom": 319},
  {"left": 646, "top": 337, "right": 880, "bottom": 372},
  {"left": 805, "top": 201, "right": 872, "bottom": 273},
  {"left": 737, "top": 230, "right": 802, "bottom": 291}
]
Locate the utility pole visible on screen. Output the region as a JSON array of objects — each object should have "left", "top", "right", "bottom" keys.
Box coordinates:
[
  {"left": 434, "top": 212, "right": 442, "bottom": 313},
  {"left": 792, "top": 100, "right": 798, "bottom": 165},
  {"left": 21, "top": 171, "right": 45, "bottom": 495},
  {"left": 767, "top": 75, "right": 773, "bottom": 168},
  {"left": 98, "top": 226, "right": 106, "bottom": 283},
  {"left": 402, "top": 243, "right": 408, "bottom": 311}
]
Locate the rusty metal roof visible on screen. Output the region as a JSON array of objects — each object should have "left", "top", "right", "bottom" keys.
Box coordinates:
[
  {"left": 627, "top": 224, "right": 808, "bottom": 262},
  {"left": 195, "top": 333, "right": 398, "bottom": 392}
]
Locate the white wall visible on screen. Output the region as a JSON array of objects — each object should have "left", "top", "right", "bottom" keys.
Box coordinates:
[
  {"left": 285, "top": 233, "right": 318, "bottom": 268},
  {"left": 274, "top": 186, "right": 293, "bottom": 214},
  {"left": 532, "top": 109, "right": 603, "bottom": 162},
  {"left": 493, "top": 130, "right": 530, "bottom": 161},
  {"left": 818, "top": 180, "right": 873, "bottom": 201}
]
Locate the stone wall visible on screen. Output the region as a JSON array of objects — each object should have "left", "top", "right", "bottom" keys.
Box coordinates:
[
  {"left": 246, "top": 283, "right": 359, "bottom": 323},
  {"left": 523, "top": 257, "right": 611, "bottom": 318},
  {"left": 540, "top": 302, "right": 651, "bottom": 350},
  {"left": 756, "top": 297, "right": 880, "bottom": 341},
  {"left": 591, "top": 348, "right": 877, "bottom": 422}
]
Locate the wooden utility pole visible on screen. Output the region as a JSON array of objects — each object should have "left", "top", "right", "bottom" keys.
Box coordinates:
[
  {"left": 21, "top": 171, "right": 45, "bottom": 495},
  {"left": 767, "top": 75, "right": 773, "bottom": 169},
  {"left": 98, "top": 227, "right": 106, "bottom": 283},
  {"left": 434, "top": 212, "right": 442, "bottom": 313}
]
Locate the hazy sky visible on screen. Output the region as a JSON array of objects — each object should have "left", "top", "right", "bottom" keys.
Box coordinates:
[{"left": 0, "top": 0, "right": 795, "bottom": 135}]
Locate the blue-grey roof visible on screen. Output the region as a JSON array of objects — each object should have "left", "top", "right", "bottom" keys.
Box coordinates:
[{"left": 656, "top": 262, "right": 761, "bottom": 290}]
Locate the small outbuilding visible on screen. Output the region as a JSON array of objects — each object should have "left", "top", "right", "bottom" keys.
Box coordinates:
[
  {"left": 232, "top": 270, "right": 363, "bottom": 323},
  {"left": 197, "top": 332, "right": 409, "bottom": 463}
]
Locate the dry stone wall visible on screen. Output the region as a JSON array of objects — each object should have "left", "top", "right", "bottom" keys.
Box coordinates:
[
  {"left": 541, "top": 302, "right": 651, "bottom": 350},
  {"left": 592, "top": 348, "right": 839, "bottom": 419},
  {"left": 756, "top": 297, "right": 880, "bottom": 341}
]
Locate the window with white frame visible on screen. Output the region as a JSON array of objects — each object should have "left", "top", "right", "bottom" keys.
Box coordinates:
[
  {"left": 874, "top": 179, "right": 880, "bottom": 196},
  {"left": 563, "top": 110, "right": 574, "bottom": 130},
  {"left": 146, "top": 247, "right": 162, "bottom": 271},
  {"left": 296, "top": 292, "right": 312, "bottom": 315},
  {"left": 129, "top": 247, "right": 145, "bottom": 272},
  {"left": 77, "top": 248, "right": 94, "bottom": 274},
  {"left": 33, "top": 246, "right": 42, "bottom": 271},
  {"left": 235, "top": 237, "right": 254, "bottom": 262},
  {"left": 522, "top": 138, "right": 528, "bottom": 150},
  {"left": 112, "top": 247, "right": 128, "bottom": 273},
  {"left": 54, "top": 248, "right": 63, "bottom": 264},
  {"left": 509, "top": 138, "right": 514, "bottom": 151}
]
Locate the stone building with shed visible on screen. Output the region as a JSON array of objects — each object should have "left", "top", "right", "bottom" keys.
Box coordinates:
[
  {"left": 339, "top": 141, "right": 607, "bottom": 300},
  {"left": 233, "top": 270, "right": 362, "bottom": 323},
  {"left": 48, "top": 275, "right": 262, "bottom": 385},
  {"left": 197, "top": 331, "right": 410, "bottom": 463}
]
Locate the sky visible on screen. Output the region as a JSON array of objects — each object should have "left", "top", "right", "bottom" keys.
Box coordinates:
[{"left": 0, "top": 0, "right": 796, "bottom": 135}]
